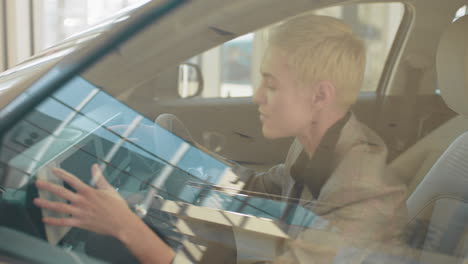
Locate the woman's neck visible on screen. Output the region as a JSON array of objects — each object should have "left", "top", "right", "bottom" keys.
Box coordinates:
[{"left": 298, "top": 110, "right": 346, "bottom": 158}]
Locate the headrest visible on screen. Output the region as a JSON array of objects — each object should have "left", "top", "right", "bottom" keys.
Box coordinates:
[{"left": 437, "top": 15, "right": 468, "bottom": 116}]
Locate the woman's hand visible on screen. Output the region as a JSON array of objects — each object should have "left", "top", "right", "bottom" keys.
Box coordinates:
[
  {"left": 34, "top": 164, "right": 135, "bottom": 238},
  {"left": 34, "top": 164, "right": 175, "bottom": 264}
]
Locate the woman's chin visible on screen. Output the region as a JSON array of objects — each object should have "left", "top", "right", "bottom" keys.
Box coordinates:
[{"left": 262, "top": 127, "right": 285, "bottom": 139}]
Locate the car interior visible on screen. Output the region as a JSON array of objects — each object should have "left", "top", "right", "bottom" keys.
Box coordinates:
[{"left": 0, "top": 0, "right": 468, "bottom": 263}]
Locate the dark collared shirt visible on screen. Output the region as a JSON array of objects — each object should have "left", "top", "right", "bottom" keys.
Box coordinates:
[{"left": 289, "top": 112, "right": 351, "bottom": 200}]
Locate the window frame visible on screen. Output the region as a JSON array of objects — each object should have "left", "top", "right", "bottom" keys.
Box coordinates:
[{"left": 178, "top": 2, "right": 411, "bottom": 100}]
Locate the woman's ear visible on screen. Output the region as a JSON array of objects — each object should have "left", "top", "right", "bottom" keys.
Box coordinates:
[{"left": 310, "top": 80, "right": 336, "bottom": 109}]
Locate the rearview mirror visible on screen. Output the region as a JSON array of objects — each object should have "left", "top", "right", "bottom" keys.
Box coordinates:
[{"left": 178, "top": 62, "right": 203, "bottom": 98}]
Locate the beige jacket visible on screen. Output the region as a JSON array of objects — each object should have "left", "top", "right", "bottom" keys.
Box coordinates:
[{"left": 245, "top": 114, "right": 408, "bottom": 263}]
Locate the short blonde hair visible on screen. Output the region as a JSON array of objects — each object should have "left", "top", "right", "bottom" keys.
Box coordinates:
[{"left": 268, "top": 14, "right": 366, "bottom": 108}]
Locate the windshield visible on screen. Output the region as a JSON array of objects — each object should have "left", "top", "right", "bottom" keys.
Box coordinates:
[{"left": 0, "top": 74, "right": 322, "bottom": 257}]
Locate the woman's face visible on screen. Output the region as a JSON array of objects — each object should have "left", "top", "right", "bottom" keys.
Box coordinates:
[{"left": 253, "top": 48, "right": 317, "bottom": 139}]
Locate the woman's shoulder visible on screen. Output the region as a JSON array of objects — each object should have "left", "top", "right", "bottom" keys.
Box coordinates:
[{"left": 337, "top": 113, "right": 388, "bottom": 157}]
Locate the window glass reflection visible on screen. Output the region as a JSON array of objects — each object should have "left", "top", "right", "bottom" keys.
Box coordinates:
[{"left": 33, "top": 0, "right": 149, "bottom": 52}]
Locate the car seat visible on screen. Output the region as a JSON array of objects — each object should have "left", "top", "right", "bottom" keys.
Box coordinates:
[{"left": 405, "top": 14, "right": 468, "bottom": 262}]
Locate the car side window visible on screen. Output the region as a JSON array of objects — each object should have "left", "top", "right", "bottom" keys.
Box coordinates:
[{"left": 178, "top": 2, "right": 405, "bottom": 98}]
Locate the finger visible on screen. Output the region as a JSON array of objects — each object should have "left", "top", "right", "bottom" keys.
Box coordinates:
[
  {"left": 108, "top": 124, "right": 128, "bottom": 132},
  {"left": 35, "top": 180, "right": 79, "bottom": 202},
  {"left": 52, "top": 168, "right": 90, "bottom": 193},
  {"left": 42, "top": 216, "right": 79, "bottom": 227},
  {"left": 91, "top": 164, "right": 112, "bottom": 189},
  {"left": 34, "top": 198, "right": 80, "bottom": 216}
]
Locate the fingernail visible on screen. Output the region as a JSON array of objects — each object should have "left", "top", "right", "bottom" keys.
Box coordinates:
[{"left": 92, "top": 164, "right": 99, "bottom": 173}]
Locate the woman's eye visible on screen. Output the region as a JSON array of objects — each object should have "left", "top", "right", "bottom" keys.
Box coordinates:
[{"left": 260, "top": 77, "right": 276, "bottom": 91}]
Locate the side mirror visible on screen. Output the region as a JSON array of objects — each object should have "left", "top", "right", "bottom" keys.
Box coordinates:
[{"left": 178, "top": 62, "right": 204, "bottom": 98}]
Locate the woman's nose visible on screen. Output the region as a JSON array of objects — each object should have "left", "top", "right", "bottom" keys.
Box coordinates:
[{"left": 253, "top": 85, "right": 265, "bottom": 105}]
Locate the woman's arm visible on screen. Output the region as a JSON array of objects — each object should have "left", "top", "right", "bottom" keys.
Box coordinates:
[{"left": 116, "top": 211, "right": 175, "bottom": 264}]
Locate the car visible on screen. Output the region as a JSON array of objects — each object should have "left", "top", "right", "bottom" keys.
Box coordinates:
[{"left": 0, "top": 0, "right": 467, "bottom": 263}]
